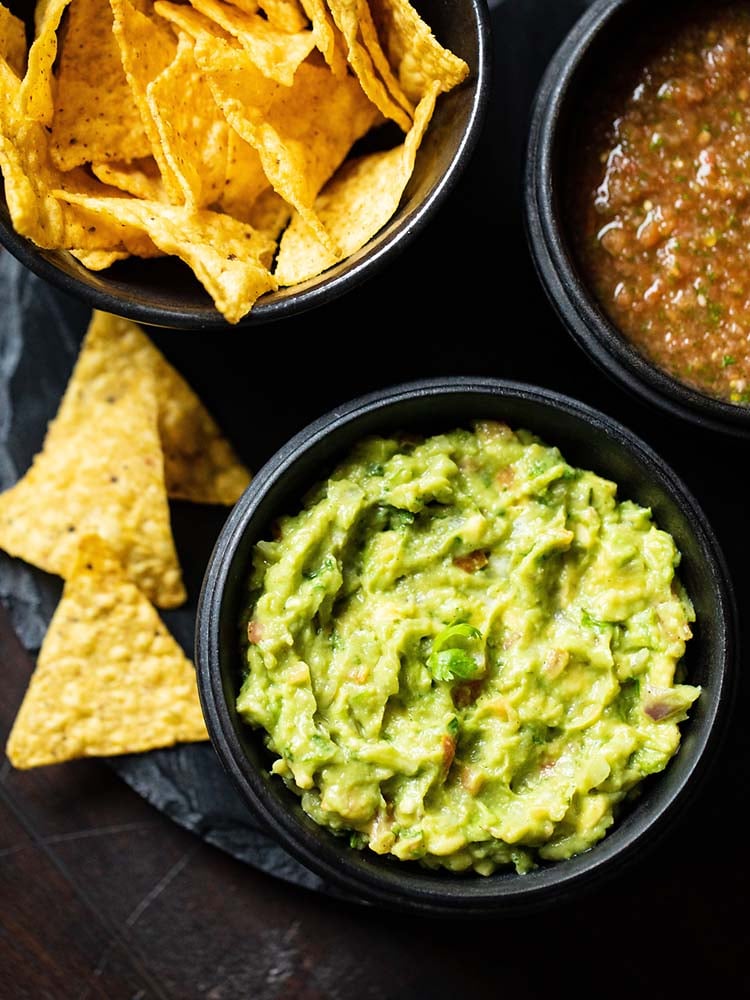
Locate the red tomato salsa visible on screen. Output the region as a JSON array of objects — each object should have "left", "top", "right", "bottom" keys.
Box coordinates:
[{"left": 572, "top": 2, "right": 750, "bottom": 406}]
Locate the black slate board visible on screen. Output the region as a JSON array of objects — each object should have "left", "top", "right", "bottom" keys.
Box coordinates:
[
  {"left": 13, "top": 0, "right": 744, "bottom": 900},
  {"left": 0, "top": 253, "right": 333, "bottom": 893}
]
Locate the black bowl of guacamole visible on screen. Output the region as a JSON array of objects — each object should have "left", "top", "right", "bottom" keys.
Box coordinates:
[{"left": 195, "top": 377, "right": 737, "bottom": 917}]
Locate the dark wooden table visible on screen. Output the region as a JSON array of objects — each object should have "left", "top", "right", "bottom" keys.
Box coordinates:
[{"left": 2, "top": 1, "right": 749, "bottom": 996}]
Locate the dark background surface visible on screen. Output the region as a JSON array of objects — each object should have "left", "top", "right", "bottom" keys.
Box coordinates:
[{"left": 2, "top": 0, "right": 749, "bottom": 996}]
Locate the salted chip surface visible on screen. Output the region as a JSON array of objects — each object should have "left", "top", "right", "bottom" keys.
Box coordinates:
[
  {"left": 299, "top": 0, "right": 347, "bottom": 77},
  {"left": 49, "top": 0, "right": 151, "bottom": 170},
  {"left": 110, "top": 0, "right": 181, "bottom": 201},
  {"left": 0, "top": 372, "right": 186, "bottom": 608},
  {"left": 51, "top": 309, "right": 252, "bottom": 505},
  {"left": 220, "top": 129, "right": 274, "bottom": 223},
  {"left": 91, "top": 157, "right": 167, "bottom": 202},
  {"left": 18, "top": 0, "right": 72, "bottom": 123},
  {"left": 198, "top": 41, "right": 381, "bottom": 255},
  {"left": 153, "top": 0, "right": 231, "bottom": 42},
  {"left": 0, "top": 104, "right": 161, "bottom": 255},
  {"left": 259, "top": 0, "right": 308, "bottom": 32},
  {"left": 245, "top": 186, "right": 292, "bottom": 249},
  {"left": 357, "top": 0, "right": 413, "bottom": 117},
  {"left": 55, "top": 191, "right": 279, "bottom": 323},
  {"left": 369, "top": 0, "right": 469, "bottom": 102},
  {"left": 189, "top": 0, "right": 315, "bottom": 86},
  {"left": 69, "top": 248, "right": 130, "bottom": 269},
  {"left": 0, "top": 3, "right": 27, "bottom": 77},
  {"left": 274, "top": 80, "right": 437, "bottom": 284},
  {"left": 6, "top": 534, "right": 208, "bottom": 770},
  {"left": 146, "top": 30, "right": 229, "bottom": 209},
  {"left": 324, "top": 0, "right": 412, "bottom": 132}
]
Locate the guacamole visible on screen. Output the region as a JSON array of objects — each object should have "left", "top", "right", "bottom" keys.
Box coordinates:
[{"left": 237, "top": 422, "right": 699, "bottom": 876}]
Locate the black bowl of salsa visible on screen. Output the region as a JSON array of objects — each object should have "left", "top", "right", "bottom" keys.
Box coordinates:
[{"left": 525, "top": 0, "right": 750, "bottom": 438}]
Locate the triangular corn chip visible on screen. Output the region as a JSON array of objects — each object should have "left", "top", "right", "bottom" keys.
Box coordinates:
[
  {"left": 223, "top": 0, "right": 260, "bottom": 12},
  {"left": 53, "top": 191, "right": 279, "bottom": 323},
  {"left": 110, "top": 0, "right": 182, "bottom": 202},
  {"left": 69, "top": 248, "right": 130, "bottom": 269},
  {"left": 0, "top": 2, "right": 27, "bottom": 78},
  {"left": 154, "top": 0, "right": 232, "bottom": 43},
  {"left": 323, "top": 0, "right": 411, "bottom": 132},
  {"left": 259, "top": 0, "right": 308, "bottom": 33},
  {"left": 357, "top": 0, "right": 413, "bottom": 117},
  {"left": 188, "top": 0, "right": 315, "bottom": 86},
  {"left": 275, "top": 80, "right": 437, "bottom": 285},
  {"left": 146, "top": 30, "right": 229, "bottom": 209},
  {"left": 196, "top": 38, "right": 381, "bottom": 255},
  {"left": 299, "top": 0, "right": 348, "bottom": 77},
  {"left": 49, "top": 309, "right": 252, "bottom": 505},
  {"left": 49, "top": 0, "right": 151, "bottom": 170},
  {"left": 220, "top": 128, "right": 275, "bottom": 224},
  {"left": 6, "top": 534, "right": 208, "bottom": 769},
  {"left": 368, "top": 0, "right": 469, "bottom": 103},
  {"left": 18, "top": 0, "right": 73, "bottom": 124},
  {"left": 0, "top": 107, "right": 161, "bottom": 255},
  {"left": 91, "top": 157, "right": 168, "bottom": 202},
  {"left": 0, "top": 370, "right": 186, "bottom": 608}
]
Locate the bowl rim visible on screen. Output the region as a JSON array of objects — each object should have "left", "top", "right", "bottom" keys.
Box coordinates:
[
  {"left": 195, "top": 375, "right": 739, "bottom": 917},
  {"left": 0, "top": 0, "right": 493, "bottom": 331},
  {"left": 523, "top": 0, "right": 750, "bottom": 439}
]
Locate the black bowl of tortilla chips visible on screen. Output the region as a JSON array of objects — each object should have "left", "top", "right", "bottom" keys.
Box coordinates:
[
  {"left": 0, "top": 0, "right": 491, "bottom": 329},
  {"left": 195, "top": 376, "right": 738, "bottom": 917}
]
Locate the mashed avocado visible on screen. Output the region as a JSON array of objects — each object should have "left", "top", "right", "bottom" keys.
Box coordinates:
[{"left": 237, "top": 421, "right": 699, "bottom": 876}]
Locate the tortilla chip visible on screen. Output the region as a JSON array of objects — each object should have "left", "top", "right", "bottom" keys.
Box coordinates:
[
  {"left": 259, "top": 0, "right": 308, "bottom": 33},
  {"left": 54, "top": 180, "right": 163, "bottom": 257},
  {"left": 274, "top": 82, "right": 439, "bottom": 285},
  {"left": 49, "top": 0, "right": 151, "bottom": 170},
  {"left": 246, "top": 186, "right": 292, "bottom": 249},
  {"left": 0, "top": 3, "right": 28, "bottom": 78},
  {"left": 0, "top": 0, "right": 469, "bottom": 322},
  {"left": 324, "top": 0, "right": 412, "bottom": 132},
  {"left": 91, "top": 157, "right": 167, "bottom": 202},
  {"left": 274, "top": 80, "right": 437, "bottom": 284},
  {"left": 54, "top": 190, "right": 279, "bottom": 323},
  {"left": 189, "top": 0, "right": 315, "bottom": 85},
  {"left": 0, "top": 103, "right": 161, "bottom": 255},
  {"left": 368, "top": 0, "right": 469, "bottom": 103},
  {"left": 197, "top": 39, "right": 381, "bottom": 255},
  {"left": 146, "top": 30, "right": 229, "bottom": 209},
  {"left": 6, "top": 534, "right": 208, "bottom": 769},
  {"left": 0, "top": 119, "right": 62, "bottom": 242},
  {"left": 358, "top": 0, "right": 413, "bottom": 115},
  {"left": 50, "top": 309, "right": 252, "bottom": 504},
  {"left": 110, "top": 0, "right": 182, "bottom": 202},
  {"left": 220, "top": 128, "right": 273, "bottom": 223},
  {"left": 299, "top": 0, "right": 347, "bottom": 77},
  {"left": 153, "top": 0, "right": 231, "bottom": 43},
  {"left": 0, "top": 371, "right": 186, "bottom": 608},
  {"left": 69, "top": 248, "right": 130, "bottom": 269},
  {"left": 224, "top": 0, "right": 260, "bottom": 11},
  {"left": 18, "top": 0, "right": 72, "bottom": 124}
]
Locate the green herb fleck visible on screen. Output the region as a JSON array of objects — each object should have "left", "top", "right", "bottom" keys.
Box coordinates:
[
  {"left": 428, "top": 648, "right": 481, "bottom": 682},
  {"left": 706, "top": 300, "right": 723, "bottom": 325},
  {"left": 582, "top": 609, "right": 610, "bottom": 632}
]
